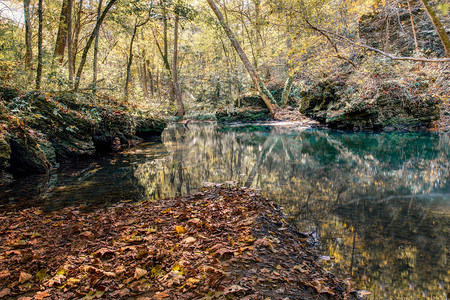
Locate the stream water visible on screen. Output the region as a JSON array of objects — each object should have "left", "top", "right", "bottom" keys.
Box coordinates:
[{"left": 1, "top": 123, "right": 449, "bottom": 299}]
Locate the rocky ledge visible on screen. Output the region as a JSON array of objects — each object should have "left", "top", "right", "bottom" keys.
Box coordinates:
[{"left": 0, "top": 89, "right": 166, "bottom": 177}]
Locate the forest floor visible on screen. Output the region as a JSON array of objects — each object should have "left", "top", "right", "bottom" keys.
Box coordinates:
[{"left": 0, "top": 186, "right": 361, "bottom": 300}]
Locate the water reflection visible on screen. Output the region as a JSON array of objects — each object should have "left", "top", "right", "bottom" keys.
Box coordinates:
[
  {"left": 135, "top": 124, "right": 449, "bottom": 299},
  {"left": 1, "top": 123, "right": 449, "bottom": 298}
]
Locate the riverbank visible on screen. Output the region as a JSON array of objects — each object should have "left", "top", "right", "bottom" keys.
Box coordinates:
[
  {"left": 0, "top": 88, "right": 166, "bottom": 178},
  {"left": 0, "top": 186, "right": 361, "bottom": 299}
]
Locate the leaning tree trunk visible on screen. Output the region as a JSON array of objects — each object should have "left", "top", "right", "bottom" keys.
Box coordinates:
[
  {"left": 92, "top": 0, "right": 102, "bottom": 93},
  {"left": 125, "top": 24, "right": 138, "bottom": 99},
  {"left": 74, "top": 0, "right": 117, "bottom": 91},
  {"left": 173, "top": 12, "right": 184, "bottom": 116},
  {"left": 67, "top": 0, "right": 74, "bottom": 87},
  {"left": 72, "top": 0, "right": 83, "bottom": 72},
  {"left": 281, "top": 75, "right": 293, "bottom": 108},
  {"left": 420, "top": 0, "right": 450, "bottom": 57},
  {"left": 206, "top": 0, "right": 277, "bottom": 117},
  {"left": 23, "top": 0, "right": 33, "bottom": 70},
  {"left": 54, "top": 0, "right": 70, "bottom": 62},
  {"left": 35, "top": 0, "right": 43, "bottom": 90}
]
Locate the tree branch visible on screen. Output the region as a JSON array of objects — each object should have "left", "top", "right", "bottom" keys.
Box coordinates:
[{"left": 316, "top": 25, "right": 450, "bottom": 63}]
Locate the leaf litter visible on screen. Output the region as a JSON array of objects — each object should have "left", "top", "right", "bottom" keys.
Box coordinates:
[{"left": 0, "top": 187, "right": 361, "bottom": 299}]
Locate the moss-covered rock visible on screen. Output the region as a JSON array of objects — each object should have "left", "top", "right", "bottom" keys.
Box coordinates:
[
  {"left": 1, "top": 91, "right": 167, "bottom": 176},
  {"left": 135, "top": 116, "right": 167, "bottom": 136},
  {"left": 300, "top": 79, "right": 441, "bottom": 130},
  {"left": 0, "top": 137, "right": 11, "bottom": 169},
  {"left": 8, "top": 130, "right": 52, "bottom": 175},
  {"left": 216, "top": 107, "right": 270, "bottom": 123},
  {"left": 299, "top": 79, "right": 346, "bottom": 123}
]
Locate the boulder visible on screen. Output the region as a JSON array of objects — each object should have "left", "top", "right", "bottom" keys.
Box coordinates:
[{"left": 8, "top": 131, "right": 52, "bottom": 175}]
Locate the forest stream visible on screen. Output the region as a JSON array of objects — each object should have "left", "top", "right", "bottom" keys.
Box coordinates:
[{"left": 1, "top": 122, "right": 449, "bottom": 299}]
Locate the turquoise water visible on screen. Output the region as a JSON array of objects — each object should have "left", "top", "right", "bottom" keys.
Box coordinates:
[{"left": 1, "top": 123, "right": 449, "bottom": 299}]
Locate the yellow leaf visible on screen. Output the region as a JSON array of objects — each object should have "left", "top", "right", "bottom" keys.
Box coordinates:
[
  {"left": 186, "top": 278, "right": 200, "bottom": 286},
  {"left": 176, "top": 226, "right": 187, "bottom": 234},
  {"left": 66, "top": 277, "right": 81, "bottom": 286}
]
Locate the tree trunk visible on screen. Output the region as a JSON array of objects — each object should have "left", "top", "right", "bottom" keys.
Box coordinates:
[
  {"left": 54, "top": 0, "right": 70, "bottom": 62},
  {"left": 125, "top": 24, "right": 138, "bottom": 99},
  {"left": 92, "top": 0, "right": 103, "bottom": 93},
  {"left": 35, "top": 0, "right": 43, "bottom": 90},
  {"left": 74, "top": 0, "right": 117, "bottom": 91},
  {"left": 67, "top": 0, "right": 74, "bottom": 88},
  {"left": 406, "top": 0, "right": 419, "bottom": 52},
  {"left": 72, "top": 0, "right": 83, "bottom": 72},
  {"left": 420, "top": 0, "right": 450, "bottom": 57},
  {"left": 281, "top": 75, "right": 293, "bottom": 108},
  {"left": 206, "top": 0, "right": 277, "bottom": 117},
  {"left": 152, "top": 26, "right": 174, "bottom": 101},
  {"left": 23, "top": 0, "right": 33, "bottom": 70},
  {"left": 173, "top": 12, "right": 184, "bottom": 116},
  {"left": 149, "top": 64, "right": 154, "bottom": 98},
  {"left": 141, "top": 55, "right": 148, "bottom": 98}
]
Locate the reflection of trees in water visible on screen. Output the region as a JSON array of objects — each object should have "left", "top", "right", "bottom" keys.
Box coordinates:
[{"left": 134, "top": 123, "right": 450, "bottom": 298}]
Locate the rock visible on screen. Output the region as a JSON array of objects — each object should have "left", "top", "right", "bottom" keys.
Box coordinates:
[
  {"left": 0, "top": 137, "right": 11, "bottom": 169},
  {"left": 0, "top": 86, "right": 19, "bottom": 102},
  {"left": 135, "top": 116, "right": 167, "bottom": 137},
  {"left": 216, "top": 107, "right": 270, "bottom": 123},
  {"left": 234, "top": 94, "right": 267, "bottom": 109},
  {"left": 300, "top": 79, "right": 440, "bottom": 130},
  {"left": 1, "top": 91, "right": 167, "bottom": 175},
  {"left": 299, "top": 79, "right": 346, "bottom": 123},
  {"left": 8, "top": 131, "right": 52, "bottom": 175}
]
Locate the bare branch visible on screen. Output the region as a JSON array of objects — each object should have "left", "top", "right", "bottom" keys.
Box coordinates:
[{"left": 315, "top": 25, "right": 450, "bottom": 63}]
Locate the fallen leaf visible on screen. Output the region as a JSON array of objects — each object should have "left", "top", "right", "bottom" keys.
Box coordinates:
[
  {"left": 186, "top": 278, "right": 200, "bottom": 286},
  {"left": 155, "top": 291, "right": 170, "bottom": 299},
  {"left": 0, "top": 288, "right": 11, "bottom": 298},
  {"left": 34, "top": 290, "right": 50, "bottom": 299},
  {"left": 176, "top": 226, "right": 187, "bottom": 234},
  {"left": 66, "top": 277, "right": 81, "bottom": 286},
  {"left": 134, "top": 267, "right": 148, "bottom": 280},
  {"left": 224, "top": 284, "right": 246, "bottom": 295},
  {"left": 182, "top": 237, "right": 196, "bottom": 244},
  {"left": 357, "top": 290, "right": 372, "bottom": 297},
  {"left": 47, "top": 274, "right": 66, "bottom": 287},
  {"left": 19, "top": 271, "right": 32, "bottom": 284}
]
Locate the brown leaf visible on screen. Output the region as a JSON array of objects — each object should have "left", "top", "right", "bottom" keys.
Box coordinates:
[
  {"left": 134, "top": 267, "right": 147, "bottom": 280},
  {"left": 182, "top": 237, "right": 196, "bottom": 244},
  {"left": 0, "top": 288, "right": 11, "bottom": 298},
  {"left": 19, "top": 271, "right": 32, "bottom": 284},
  {"left": 306, "top": 279, "right": 335, "bottom": 295},
  {"left": 34, "top": 290, "right": 50, "bottom": 300},
  {"left": 155, "top": 291, "right": 170, "bottom": 299}
]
